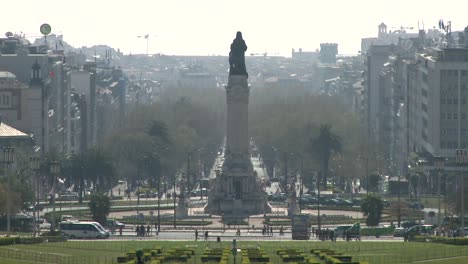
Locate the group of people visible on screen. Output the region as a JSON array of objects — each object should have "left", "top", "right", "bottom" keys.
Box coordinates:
[
  {"left": 135, "top": 224, "right": 155, "bottom": 237},
  {"left": 314, "top": 228, "right": 336, "bottom": 241},
  {"left": 262, "top": 225, "right": 274, "bottom": 236},
  {"left": 311, "top": 228, "right": 360, "bottom": 242},
  {"left": 194, "top": 229, "right": 209, "bottom": 241}
]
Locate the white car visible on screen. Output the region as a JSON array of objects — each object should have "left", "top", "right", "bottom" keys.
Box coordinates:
[{"left": 37, "top": 219, "right": 51, "bottom": 230}]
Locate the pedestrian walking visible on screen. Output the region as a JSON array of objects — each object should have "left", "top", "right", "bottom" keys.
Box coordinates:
[
  {"left": 204, "top": 231, "right": 209, "bottom": 241},
  {"left": 195, "top": 229, "right": 198, "bottom": 241},
  {"left": 119, "top": 226, "right": 123, "bottom": 236},
  {"left": 135, "top": 226, "right": 139, "bottom": 236},
  {"left": 147, "top": 225, "right": 151, "bottom": 236}
]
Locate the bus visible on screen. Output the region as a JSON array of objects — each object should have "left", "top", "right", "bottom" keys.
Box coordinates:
[
  {"left": 59, "top": 221, "right": 109, "bottom": 239},
  {"left": 0, "top": 214, "right": 34, "bottom": 232}
]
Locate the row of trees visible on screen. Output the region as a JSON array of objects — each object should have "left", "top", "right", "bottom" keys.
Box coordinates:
[
  {"left": 249, "top": 85, "right": 372, "bottom": 191},
  {"left": 0, "top": 83, "right": 226, "bottom": 226}
]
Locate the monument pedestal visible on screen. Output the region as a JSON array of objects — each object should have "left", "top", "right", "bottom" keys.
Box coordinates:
[
  {"left": 176, "top": 195, "right": 189, "bottom": 218},
  {"left": 206, "top": 74, "right": 269, "bottom": 216}
]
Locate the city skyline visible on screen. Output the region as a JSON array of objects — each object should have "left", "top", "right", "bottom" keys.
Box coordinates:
[{"left": 1, "top": 0, "right": 468, "bottom": 56}]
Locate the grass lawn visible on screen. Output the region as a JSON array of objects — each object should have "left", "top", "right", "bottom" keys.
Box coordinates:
[{"left": 1, "top": 240, "right": 468, "bottom": 263}]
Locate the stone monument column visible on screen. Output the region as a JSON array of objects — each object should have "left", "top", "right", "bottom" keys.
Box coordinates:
[{"left": 207, "top": 32, "right": 269, "bottom": 216}]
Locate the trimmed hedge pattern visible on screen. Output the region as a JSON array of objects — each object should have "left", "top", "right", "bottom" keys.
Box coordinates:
[{"left": 0, "top": 236, "right": 66, "bottom": 247}]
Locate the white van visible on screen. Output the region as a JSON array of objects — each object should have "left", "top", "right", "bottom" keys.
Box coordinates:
[{"left": 59, "top": 221, "right": 109, "bottom": 239}]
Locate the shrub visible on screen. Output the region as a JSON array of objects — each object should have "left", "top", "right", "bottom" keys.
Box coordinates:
[
  {"left": 0, "top": 237, "right": 16, "bottom": 246},
  {"left": 15, "top": 237, "right": 44, "bottom": 244},
  {"left": 413, "top": 235, "right": 468, "bottom": 245}
]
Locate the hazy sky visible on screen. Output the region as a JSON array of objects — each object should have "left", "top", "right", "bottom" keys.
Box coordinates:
[{"left": 2, "top": 0, "right": 467, "bottom": 56}]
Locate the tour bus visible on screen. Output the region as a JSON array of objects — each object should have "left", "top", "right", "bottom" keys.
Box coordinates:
[{"left": 59, "top": 221, "right": 109, "bottom": 239}]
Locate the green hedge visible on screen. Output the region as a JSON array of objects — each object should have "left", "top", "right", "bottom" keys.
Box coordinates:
[
  {"left": 0, "top": 236, "right": 66, "bottom": 247},
  {"left": 0, "top": 237, "right": 16, "bottom": 246},
  {"left": 413, "top": 235, "right": 468, "bottom": 245}
]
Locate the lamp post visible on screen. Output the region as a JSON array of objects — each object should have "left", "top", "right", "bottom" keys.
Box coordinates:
[
  {"left": 173, "top": 175, "right": 177, "bottom": 229},
  {"left": 4, "top": 147, "right": 15, "bottom": 234},
  {"left": 317, "top": 171, "right": 321, "bottom": 233},
  {"left": 397, "top": 172, "right": 402, "bottom": 228},
  {"left": 30, "top": 156, "right": 40, "bottom": 236},
  {"left": 283, "top": 152, "right": 288, "bottom": 194},
  {"left": 49, "top": 161, "right": 60, "bottom": 232},
  {"left": 416, "top": 160, "right": 425, "bottom": 225},
  {"left": 157, "top": 163, "right": 162, "bottom": 233},
  {"left": 434, "top": 156, "right": 445, "bottom": 235},
  {"left": 137, "top": 165, "right": 141, "bottom": 206},
  {"left": 299, "top": 154, "right": 304, "bottom": 213},
  {"left": 456, "top": 149, "right": 467, "bottom": 233}
]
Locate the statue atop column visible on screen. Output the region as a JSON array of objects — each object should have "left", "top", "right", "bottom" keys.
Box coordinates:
[{"left": 229, "top": 31, "right": 248, "bottom": 76}]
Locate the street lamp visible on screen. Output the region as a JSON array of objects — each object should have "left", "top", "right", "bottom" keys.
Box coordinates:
[
  {"left": 157, "top": 162, "right": 162, "bottom": 233},
  {"left": 3, "top": 147, "right": 15, "bottom": 234},
  {"left": 434, "top": 156, "right": 445, "bottom": 235},
  {"left": 173, "top": 174, "right": 177, "bottom": 229},
  {"left": 456, "top": 149, "right": 467, "bottom": 233},
  {"left": 49, "top": 161, "right": 60, "bottom": 232},
  {"left": 317, "top": 171, "right": 321, "bottom": 233},
  {"left": 416, "top": 160, "right": 425, "bottom": 225},
  {"left": 29, "top": 156, "right": 40, "bottom": 236}
]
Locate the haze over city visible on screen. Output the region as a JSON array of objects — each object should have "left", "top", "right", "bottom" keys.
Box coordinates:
[
  {"left": 2, "top": 0, "right": 468, "bottom": 56},
  {"left": 2, "top": 0, "right": 468, "bottom": 262}
]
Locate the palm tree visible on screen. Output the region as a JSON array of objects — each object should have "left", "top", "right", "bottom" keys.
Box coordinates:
[{"left": 309, "top": 124, "right": 342, "bottom": 189}]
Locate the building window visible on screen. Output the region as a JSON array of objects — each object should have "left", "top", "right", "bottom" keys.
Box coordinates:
[
  {"left": 462, "top": 98, "right": 467, "bottom": 104},
  {"left": 441, "top": 98, "right": 446, "bottom": 104},
  {"left": 441, "top": 141, "right": 446, "bottom": 148},
  {"left": 454, "top": 113, "right": 458, "bottom": 119},
  {"left": 447, "top": 113, "right": 452, "bottom": 119},
  {"left": 441, "top": 113, "right": 446, "bottom": 119},
  {"left": 448, "top": 99, "right": 452, "bottom": 104},
  {"left": 454, "top": 98, "right": 458, "bottom": 105},
  {"left": 463, "top": 114, "right": 467, "bottom": 120},
  {"left": 442, "top": 129, "right": 447, "bottom": 135}
]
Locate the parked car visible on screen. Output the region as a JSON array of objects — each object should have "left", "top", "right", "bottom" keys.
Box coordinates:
[
  {"left": 37, "top": 218, "right": 51, "bottom": 230},
  {"left": 407, "top": 201, "right": 424, "bottom": 210},
  {"left": 139, "top": 192, "right": 158, "bottom": 198},
  {"left": 60, "top": 193, "right": 79, "bottom": 201},
  {"left": 402, "top": 220, "right": 418, "bottom": 229},
  {"left": 405, "top": 225, "right": 434, "bottom": 237},
  {"left": 393, "top": 227, "right": 406, "bottom": 237},
  {"left": 105, "top": 219, "right": 125, "bottom": 229}
]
